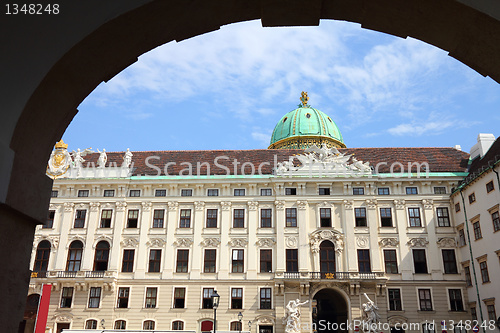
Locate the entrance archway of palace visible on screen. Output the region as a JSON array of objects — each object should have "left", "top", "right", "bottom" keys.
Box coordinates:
[
  {"left": 4, "top": 0, "right": 500, "bottom": 330},
  {"left": 312, "top": 287, "right": 350, "bottom": 333}
]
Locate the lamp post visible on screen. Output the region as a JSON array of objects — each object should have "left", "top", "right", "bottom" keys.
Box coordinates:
[
  {"left": 238, "top": 312, "right": 243, "bottom": 333},
  {"left": 248, "top": 320, "right": 252, "bottom": 333},
  {"left": 211, "top": 290, "right": 220, "bottom": 333}
]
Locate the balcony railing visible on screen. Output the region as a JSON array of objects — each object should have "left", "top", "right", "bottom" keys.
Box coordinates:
[
  {"left": 31, "top": 270, "right": 115, "bottom": 279},
  {"left": 280, "top": 271, "right": 385, "bottom": 280}
]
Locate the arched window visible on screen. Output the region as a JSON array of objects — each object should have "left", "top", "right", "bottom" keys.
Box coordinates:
[
  {"left": 24, "top": 294, "right": 40, "bottom": 320},
  {"left": 143, "top": 320, "right": 155, "bottom": 330},
  {"left": 93, "top": 241, "right": 110, "bottom": 271},
  {"left": 85, "top": 319, "right": 98, "bottom": 329},
  {"left": 114, "top": 320, "right": 126, "bottom": 330},
  {"left": 66, "top": 240, "right": 83, "bottom": 271},
  {"left": 230, "top": 321, "right": 243, "bottom": 331},
  {"left": 172, "top": 320, "right": 184, "bottom": 330},
  {"left": 33, "top": 240, "right": 51, "bottom": 272},
  {"left": 320, "top": 240, "right": 336, "bottom": 275}
]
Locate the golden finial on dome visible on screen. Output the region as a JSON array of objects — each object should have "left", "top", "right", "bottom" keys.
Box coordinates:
[
  {"left": 300, "top": 91, "right": 309, "bottom": 106},
  {"left": 54, "top": 139, "right": 68, "bottom": 149}
]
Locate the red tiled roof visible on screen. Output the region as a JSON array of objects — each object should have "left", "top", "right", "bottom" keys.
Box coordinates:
[{"left": 81, "top": 147, "right": 469, "bottom": 176}]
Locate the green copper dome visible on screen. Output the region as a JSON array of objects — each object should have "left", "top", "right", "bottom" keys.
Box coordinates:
[{"left": 269, "top": 104, "right": 345, "bottom": 149}]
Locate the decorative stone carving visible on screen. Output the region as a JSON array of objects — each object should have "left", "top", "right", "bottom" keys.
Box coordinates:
[
  {"left": 256, "top": 238, "right": 276, "bottom": 247},
  {"left": 34, "top": 236, "right": 59, "bottom": 251},
  {"left": 93, "top": 235, "right": 112, "bottom": 248},
  {"left": 388, "top": 315, "right": 408, "bottom": 326},
  {"left": 229, "top": 238, "right": 248, "bottom": 247},
  {"left": 394, "top": 199, "right": 405, "bottom": 210},
  {"left": 275, "top": 200, "right": 285, "bottom": 210},
  {"left": 343, "top": 200, "right": 353, "bottom": 209},
  {"left": 378, "top": 238, "right": 399, "bottom": 247},
  {"left": 46, "top": 140, "right": 73, "bottom": 179},
  {"left": 318, "top": 201, "right": 332, "bottom": 208},
  {"left": 67, "top": 235, "right": 86, "bottom": 246},
  {"left": 285, "top": 236, "right": 298, "bottom": 248},
  {"left": 49, "top": 204, "right": 60, "bottom": 212},
  {"left": 201, "top": 238, "right": 221, "bottom": 247},
  {"left": 142, "top": 201, "right": 152, "bottom": 211},
  {"left": 120, "top": 237, "right": 139, "bottom": 248},
  {"left": 310, "top": 229, "right": 344, "bottom": 254},
  {"left": 310, "top": 283, "right": 350, "bottom": 297},
  {"left": 356, "top": 237, "right": 369, "bottom": 248},
  {"left": 257, "top": 316, "right": 275, "bottom": 325},
  {"left": 221, "top": 201, "right": 232, "bottom": 210},
  {"left": 90, "top": 202, "right": 100, "bottom": 212},
  {"left": 366, "top": 199, "right": 377, "bottom": 209},
  {"left": 437, "top": 237, "right": 456, "bottom": 248},
  {"left": 64, "top": 202, "right": 75, "bottom": 212},
  {"left": 173, "top": 238, "right": 193, "bottom": 247},
  {"left": 297, "top": 200, "right": 308, "bottom": 210},
  {"left": 407, "top": 237, "right": 429, "bottom": 248},
  {"left": 194, "top": 201, "right": 205, "bottom": 211},
  {"left": 75, "top": 203, "right": 86, "bottom": 209},
  {"left": 116, "top": 201, "right": 127, "bottom": 211},
  {"left": 422, "top": 199, "right": 434, "bottom": 210},
  {"left": 55, "top": 314, "right": 73, "bottom": 322},
  {"left": 167, "top": 201, "right": 179, "bottom": 211},
  {"left": 247, "top": 201, "right": 259, "bottom": 211},
  {"left": 147, "top": 238, "right": 167, "bottom": 247},
  {"left": 102, "top": 202, "right": 113, "bottom": 209}
]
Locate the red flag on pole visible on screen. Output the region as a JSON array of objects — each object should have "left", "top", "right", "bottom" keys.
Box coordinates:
[{"left": 34, "top": 284, "right": 52, "bottom": 333}]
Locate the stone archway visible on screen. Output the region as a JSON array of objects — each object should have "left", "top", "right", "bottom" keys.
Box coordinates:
[{"left": 312, "top": 288, "right": 349, "bottom": 333}]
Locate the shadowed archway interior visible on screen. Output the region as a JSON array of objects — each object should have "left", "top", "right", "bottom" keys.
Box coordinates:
[{"left": 313, "top": 288, "right": 349, "bottom": 333}]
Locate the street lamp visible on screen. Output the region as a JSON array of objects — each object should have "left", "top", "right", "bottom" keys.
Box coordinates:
[
  {"left": 238, "top": 312, "right": 243, "bottom": 333},
  {"left": 211, "top": 290, "right": 220, "bottom": 333},
  {"left": 248, "top": 320, "right": 252, "bottom": 333}
]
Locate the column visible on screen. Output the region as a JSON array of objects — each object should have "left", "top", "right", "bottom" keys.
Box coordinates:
[
  {"left": 81, "top": 202, "right": 100, "bottom": 271},
  {"left": 394, "top": 200, "right": 412, "bottom": 279},
  {"left": 342, "top": 200, "right": 356, "bottom": 272},
  {"left": 219, "top": 201, "right": 231, "bottom": 279},
  {"left": 275, "top": 200, "right": 285, "bottom": 273},
  {"left": 190, "top": 201, "right": 205, "bottom": 279},
  {"left": 134, "top": 201, "right": 152, "bottom": 278},
  {"left": 422, "top": 199, "right": 442, "bottom": 279},
  {"left": 108, "top": 201, "right": 127, "bottom": 272},
  {"left": 163, "top": 201, "right": 178, "bottom": 278},
  {"left": 247, "top": 201, "right": 259, "bottom": 279},
  {"left": 366, "top": 199, "right": 382, "bottom": 272},
  {"left": 54, "top": 202, "right": 75, "bottom": 270},
  {"left": 297, "top": 200, "right": 309, "bottom": 273}
]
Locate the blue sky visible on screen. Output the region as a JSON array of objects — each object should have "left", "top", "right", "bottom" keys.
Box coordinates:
[{"left": 63, "top": 20, "right": 500, "bottom": 153}]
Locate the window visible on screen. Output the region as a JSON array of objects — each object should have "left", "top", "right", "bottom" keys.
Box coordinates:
[
  {"left": 148, "top": 249, "right": 161, "bottom": 272},
  {"left": 155, "top": 189, "right": 166, "bottom": 197},
  {"left": 380, "top": 208, "right": 392, "bottom": 227},
  {"left": 33, "top": 241, "right": 51, "bottom": 272},
  {"left": 285, "top": 188, "right": 296, "bottom": 195},
  {"left": 117, "top": 287, "right": 130, "bottom": 308},
  {"left": 145, "top": 287, "right": 157, "bottom": 308},
  {"left": 464, "top": 266, "right": 472, "bottom": 287},
  {"left": 480, "top": 261, "right": 490, "bottom": 283},
  {"left": 286, "top": 208, "right": 297, "bottom": 227},
  {"left": 127, "top": 209, "right": 139, "bottom": 228},
  {"left": 418, "top": 289, "right": 433, "bottom": 311},
  {"left": 104, "top": 189, "right": 115, "bottom": 197},
  {"left": 122, "top": 249, "right": 135, "bottom": 272},
  {"left": 260, "top": 288, "right": 272, "bottom": 309},
  {"left": 261, "top": 188, "right": 272, "bottom": 196},
  {"left": 487, "top": 304, "right": 497, "bottom": 321},
  {"left": 378, "top": 187, "right": 390, "bottom": 195},
  {"left": 232, "top": 249, "right": 244, "bottom": 273},
  {"left": 181, "top": 189, "right": 192, "bottom": 196},
  {"left": 413, "top": 249, "right": 428, "bottom": 274},
  {"left": 173, "top": 287, "right": 186, "bottom": 308},
  {"left": 207, "top": 189, "right": 219, "bottom": 196},
  {"left": 319, "top": 188, "right": 330, "bottom": 195},
  {"left": 436, "top": 207, "right": 450, "bottom": 227},
  {"left": 93, "top": 241, "right": 110, "bottom": 271},
  {"left": 406, "top": 187, "right": 418, "bottom": 195},
  {"left": 51, "top": 190, "right": 58, "bottom": 198},
  {"left": 151, "top": 209, "right": 165, "bottom": 228},
  {"left": 458, "top": 229, "right": 466, "bottom": 247},
  {"left": 206, "top": 209, "right": 218, "bottom": 228},
  {"left": 176, "top": 249, "right": 189, "bottom": 273},
  {"left": 260, "top": 249, "right": 272, "bottom": 273},
  {"left": 204, "top": 249, "right": 216, "bottom": 273},
  {"left": 78, "top": 189, "right": 89, "bottom": 197},
  {"left": 231, "top": 288, "right": 243, "bottom": 309},
  {"left": 455, "top": 203, "right": 460, "bottom": 212},
  {"left": 468, "top": 193, "right": 476, "bottom": 204},
  {"left": 473, "top": 221, "right": 482, "bottom": 240},
  {"left": 261, "top": 209, "right": 272, "bottom": 228},
  {"left": 355, "top": 207, "right": 367, "bottom": 227},
  {"left": 66, "top": 241, "right": 83, "bottom": 271},
  {"left": 143, "top": 320, "right": 155, "bottom": 330},
  {"left": 388, "top": 289, "right": 402, "bottom": 311},
  {"left": 114, "top": 320, "right": 126, "bottom": 329},
  {"left": 88, "top": 287, "right": 101, "bottom": 308},
  {"left": 353, "top": 187, "right": 364, "bottom": 195},
  {"left": 320, "top": 208, "right": 332, "bottom": 227},
  {"left": 471, "top": 306, "right": 477, "bottom": 321},
  {"left": 286, "top": 249, "right": 298, "bottom": 272},
  {"left": 434, "top": 186, "right": 446, "bottom": 194},
  {"left": 100, "top": 209, "right": 112, "bottom": 228},
  {"left": 129, "top": 189, "right": 141, "bottom": 197},
  {"left": 44, "top": 210, "right": 55, "bottom": 228},
  {"left": 74, "top": 209, "right": 86, "bottom": 228},
  {"left": 442, "top": 249, "right": 458, "bottom": 274},
  {"left": 486, "top": 181, "right": 495, "bottom": 193},
  {"left": 384, "top": 249, "right": 398, "bottom": 274},
  {"left": 234, "top": 189, "right": 245, "bottom": 196},
  {"left": 448, "top": 289, "right": 463, "bottom": 311},
  {"left": 422, "top": 323, "right": 435, "bottom": 333},
  {"left": 233, "top": 209, "right": 245, "bottom": 228},
  {"left": 408, "top": 208, "right": 422, "bottom": 227},
  {"left": 231, "top": 322, "right": 243, "bottom": 331},
  {"left": 491, "top": 211, "right": 500, "bottom": 232},
  {"left": 202, "top": 288, "right": 215, "bottom": 309},
  {"left": 85, "top": 320, "right": 98, "bottom": 329},
  {"left": 172, "top": 321, "right": 184, "bottom": 330},
  {"left": 180, "top": 209, "right": 191, "bottom": 228},
  {"left": 60, "top": 287, "right": 73, "bottom": 308},
  {"left": 357, "top": 249, "right": 371, "bottom": 273}
]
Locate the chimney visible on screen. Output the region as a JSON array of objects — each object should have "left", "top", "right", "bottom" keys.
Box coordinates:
[
  {"left": 470, "top": 133, "right": 496, "bottom": 160},
  {"left": 454, "top": 145, "right": 462, "bottom": 151}
]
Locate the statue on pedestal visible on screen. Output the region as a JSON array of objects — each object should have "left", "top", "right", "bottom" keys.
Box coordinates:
[
  {"left": 284, "top": 299, "right": 309, "bottom": 333},
  {"left": 362, "top": 293, "right": 380, "bottom": 333}
]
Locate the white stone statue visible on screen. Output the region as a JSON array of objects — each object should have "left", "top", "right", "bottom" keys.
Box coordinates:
[
  {"left": 97, "top": 148, "right": 107, "bottom": 168},
  {"left": 362, "top": 293, "right": 380, "bottom": 333},
  {"left": 122, "top": 148, "right": 133, "bottom": 168},
  {"left": 70, "top": 147, "right": 93, "bottom": 177},
  {"left": 283, "top": 299, "right": 309, "bottom": 333}
]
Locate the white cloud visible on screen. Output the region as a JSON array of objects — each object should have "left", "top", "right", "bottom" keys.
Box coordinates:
[
  {"left": 251, "top": 128, "right": 272, "bottom": 147},
  {"left": 387, "top": 114, "right": 479, "bottom": 136}
]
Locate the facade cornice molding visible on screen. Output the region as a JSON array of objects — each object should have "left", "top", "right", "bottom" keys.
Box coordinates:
[
  {"left": 229, "top": 238, "right": 248, "bottom": 247},
  {"left": 343, "top": 200, "right": 353, "bottom": 209},
  {"left": 194, "top": 201, "right": 205, "bottom": 211},
  {"left": 394, "top": 199, "right": 406, "bottom": 210},
  {"left": 120, "top": 237, "right": 139, "bottom": 248},
  {"left": 407, "top": 237, "right": 429, "bottom": 248},
  {"left": 167, "top": 201, "right": 179, "bottom": 211},
  {"left": 378, "top": 237, "right": 399, "bottom": 248},
  {"left": 256, "top": 238, "right": 276, "bottom": 248},
  {"left": 247, "top": 201, "right": 259, "bottom": 211},
  {"left": 221, "top": 201, "right": 232, "bottom": 210},
  {"left": 172, "top": 238, "right": 191, "bottom": 248},
  {"left": 274, "top": 200, "right": 285, "bottom": 210},
  {"left": 436, "top": 237, "right": 456, "bottom": 248},
  {"left": 90, "top": 202, "right": 100, "bottom": 212},
  {"left": 201, "top": 238, "right": 220, "bottom": 247},
  {"left": 141, "top": 201, "right": 152, "bottom": 211}
]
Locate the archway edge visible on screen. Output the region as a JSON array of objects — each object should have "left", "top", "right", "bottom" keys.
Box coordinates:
[{"left": 7, "top": 0, "right": 500, "bottom": 220}]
